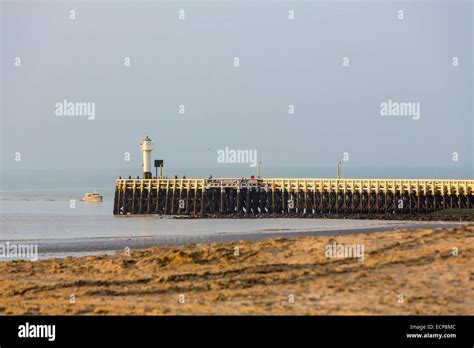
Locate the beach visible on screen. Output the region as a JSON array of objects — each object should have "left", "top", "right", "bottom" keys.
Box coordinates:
[{"left": 1, "top": 224, "right": 472, "bottom": 315}]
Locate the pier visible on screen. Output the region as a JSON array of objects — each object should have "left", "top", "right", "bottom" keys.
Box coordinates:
[{"left": 113, "top": 177, "right": 474, "bottom": 215}]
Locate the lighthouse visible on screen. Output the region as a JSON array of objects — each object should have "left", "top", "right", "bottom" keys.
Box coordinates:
[{"left": 140, "top": 136, "right": 153, "bottom": 179}]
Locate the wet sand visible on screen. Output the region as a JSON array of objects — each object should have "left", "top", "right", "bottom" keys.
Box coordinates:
[
  {"left": 3, "top": 218, "right": 465, "bottom": 259},
  {"left": 0, "top": 224, "right": 472, "bottom": 315}
]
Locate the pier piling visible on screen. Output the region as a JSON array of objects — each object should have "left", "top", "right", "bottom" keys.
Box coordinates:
[{"left": 113, "top": 178, "right": 474, "bottom": 216}]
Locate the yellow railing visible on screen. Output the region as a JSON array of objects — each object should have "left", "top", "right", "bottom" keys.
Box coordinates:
[{"left": 116, "top": 178, "right": 474, "bottom": 196}]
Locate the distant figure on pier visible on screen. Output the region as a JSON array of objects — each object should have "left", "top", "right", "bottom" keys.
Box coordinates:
[
  {"left": 209, "top": 174, "right": 213, "bottom": 179},
  {"left": 119, "top": 176, "right": 122, "bottom": 179},
  {"left": 183, "top": 176, "right": 186, "bottom": 179},
  {"left": 174, "top": 175, "right": 178, "bottom": 179},
  {"left": 128, "top": 176, "right": 131, "bottom": 179}
]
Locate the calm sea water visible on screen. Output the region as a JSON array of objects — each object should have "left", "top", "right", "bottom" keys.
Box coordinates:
[{"left": 0, "top": 187, "right": 408, "bottom": 241}]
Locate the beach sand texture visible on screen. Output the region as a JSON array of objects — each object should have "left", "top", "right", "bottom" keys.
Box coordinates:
[{"left": 1, "top": 225, "right": 473, "bottom": 315}]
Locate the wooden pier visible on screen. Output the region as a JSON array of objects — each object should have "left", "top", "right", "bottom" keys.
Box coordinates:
[{"left": 113, "top": 178, "right": 474, "bottom": 216}]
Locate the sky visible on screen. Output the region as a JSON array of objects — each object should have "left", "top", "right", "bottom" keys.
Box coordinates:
[{"left": 1, "top": 0, "right": 473, "bottom": 187}]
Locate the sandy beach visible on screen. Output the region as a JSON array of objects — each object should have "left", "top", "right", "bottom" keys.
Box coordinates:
[{"left": 0, "top": 223, "right": 472, "bottom": 315}]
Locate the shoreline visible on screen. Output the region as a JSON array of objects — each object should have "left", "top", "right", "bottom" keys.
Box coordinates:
[
  {"left": 1, "top": 220, "right": 465, "bottom": 260},
  {"left": 169, "top": 210, "right": 474, "bottom": 221}
]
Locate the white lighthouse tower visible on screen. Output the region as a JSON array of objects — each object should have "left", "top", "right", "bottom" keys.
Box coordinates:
[{"left": 140, "top": 136, "right": 153, "bottom": 179}]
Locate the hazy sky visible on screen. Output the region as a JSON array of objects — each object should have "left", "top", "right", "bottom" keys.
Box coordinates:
[{"left": 1, "top": 0, "right": 473, "bottom": 182}]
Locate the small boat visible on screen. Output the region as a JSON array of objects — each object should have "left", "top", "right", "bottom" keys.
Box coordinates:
[{"left": 81, "top": 192, "right": 103, "bottom": 203}]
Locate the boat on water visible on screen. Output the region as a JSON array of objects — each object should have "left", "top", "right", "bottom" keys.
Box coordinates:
[{"left": 81, "top": 192, "right": 103, "bottom": 203}]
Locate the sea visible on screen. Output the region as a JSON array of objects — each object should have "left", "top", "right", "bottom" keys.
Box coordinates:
[{"left": 0, "top": 166, "right": 470, "bottom": 259}]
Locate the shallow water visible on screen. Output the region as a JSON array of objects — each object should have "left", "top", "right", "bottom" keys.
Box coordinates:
[
  {"left": 0, "top": 189, "right": 464, "bottom": 259},
  {"left": 0, "top": 189, "right": 418, "bottom": 240}
]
